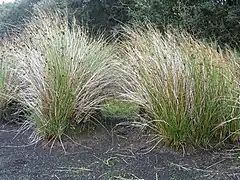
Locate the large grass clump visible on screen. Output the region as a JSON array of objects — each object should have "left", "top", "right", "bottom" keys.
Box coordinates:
[
  {"left": 7, "top": 10, "right": 119, "bottom": 142},
  {"left": 119, "top": 25, "right": 240, "bottom": 148}
]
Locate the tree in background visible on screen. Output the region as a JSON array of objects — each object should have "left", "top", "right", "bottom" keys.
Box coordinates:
[
  {"left": 0, "top": 0, "right": 239, "bottom": 46},
  {"left": 66, "top": 0, "right": 133, "bottom": 36},
  {"left": 129, "top": 0, "right": 240, "bottom": 47},
  {"left": 1, "top": 0, "right": 132, "bottom": 37}
]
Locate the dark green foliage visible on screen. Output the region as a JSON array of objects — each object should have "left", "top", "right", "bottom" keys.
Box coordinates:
[
  {"left": 129, "top": 0, "right": 240, "bottom": 46},
  {"left": 179, "top": 1, "right": 240, "bottom": 47},
  {"left": 0, "top": 0, "right": 240, "bottom": 46},
  {"left": 67, "top": 0, "right": 133, "bottom": 36},
  {"left": 0, "top": 0, "right": 132, "bottom": 37}
]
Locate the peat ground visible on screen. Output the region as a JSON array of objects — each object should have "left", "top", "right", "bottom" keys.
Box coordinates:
[{"left": 0, "top": 120, "right": 239, "bottom": 180}]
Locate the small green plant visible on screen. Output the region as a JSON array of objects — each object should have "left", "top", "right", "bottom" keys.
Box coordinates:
[
  {"left": 7, "top": 10, "right": 120, "bottom": 142},
  {"left": 120, "top": 25, "right": 240, "bottom": 148},
  {"left": 102, "top": 99, "right": 139, "bottom": 118}
]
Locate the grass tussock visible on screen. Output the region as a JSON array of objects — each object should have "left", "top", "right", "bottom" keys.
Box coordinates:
[
  {"left": 6, "top": 10, "right": 119, "bottom": 142},
  {"left": 119, "top": 25, "right": 240, "bottom": 148}
]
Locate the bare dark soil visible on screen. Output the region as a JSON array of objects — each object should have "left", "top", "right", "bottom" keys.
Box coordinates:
[{"left": 0, "top": 121, "right": 239, "bottom": 180}]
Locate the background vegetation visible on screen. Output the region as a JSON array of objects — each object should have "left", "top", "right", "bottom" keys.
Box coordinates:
[{"left": 0, "top": 0, "right": 240, "bottom": 46}]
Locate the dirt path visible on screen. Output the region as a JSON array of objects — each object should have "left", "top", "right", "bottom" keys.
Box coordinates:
[{"left": 0, "top": 122, "right": 239, "bottom": 180}]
